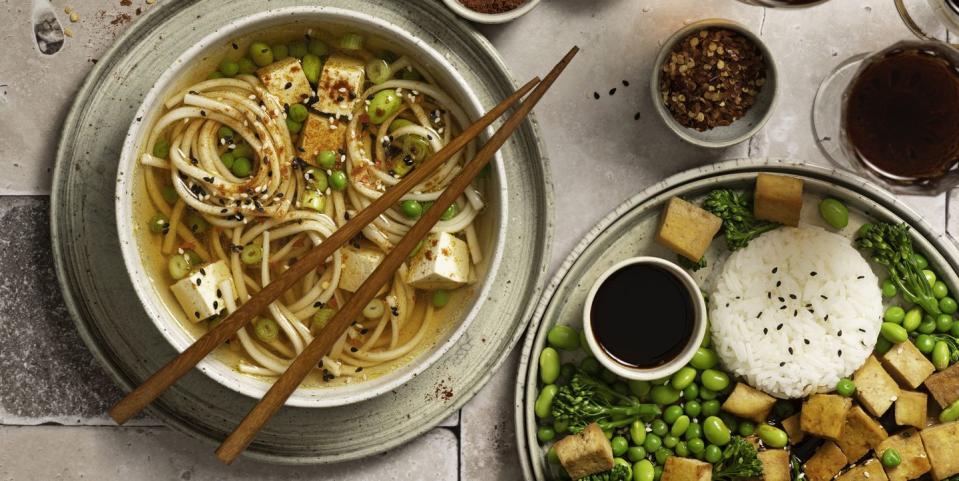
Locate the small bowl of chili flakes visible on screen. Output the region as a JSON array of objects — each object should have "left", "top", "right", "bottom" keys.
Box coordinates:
[{"left": 651, "top": 19, "right": 778, "bottom": 148}]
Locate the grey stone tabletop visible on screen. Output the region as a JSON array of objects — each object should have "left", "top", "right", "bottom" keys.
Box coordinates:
[{"left": 0, "top": 0, "right": 956, "bottom": 479}]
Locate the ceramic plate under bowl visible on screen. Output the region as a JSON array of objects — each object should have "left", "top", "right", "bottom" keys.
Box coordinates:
[
  {"left": 513, "top": 159, "right": 959, "bottom": 480},
  {"left": 52, "top": 0, "right": 551, "bottom": 464}
]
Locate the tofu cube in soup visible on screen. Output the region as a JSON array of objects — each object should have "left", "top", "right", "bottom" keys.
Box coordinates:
[
  {"left": 298, "top": 113, "right": 346, "bottom": 162},
  {"left": 781, "top": 413, "right": 805, "bottom": 445},
  {"left": 801, "top": 394, "right": 853, "bottom": 440},
  {"left": 876, "top": 429, "right": 930, "bottom": 481},
  {"left": 836, "top": 405, "right": 888, "bottom": 462},
  {"left": 920, "top": 421, "right": 959, "bottom": 480},
  {"left": 339, "top": 245, "right": 385, "bottom": 293},
  {"left": 256, "top": 57, "right": 314, "bottom": 109},
  {"left": 924, "top": 362, "right": 959, "bottom": 408},
  {"left": 655, "top": 197, "right": 723, "bottom": 262},
  {"left": 804, "top": 441, "right": 848, "bottom": 481},
  {"left": 661, "top": 456, "right": 713, "bottom": 481},
  {"left": 753, "top": 173, "right": 803, "bottom": 227},
  {"left": 853, "top": 355, "right": 901, "bottom": 417},
  {"left": 407, "top": 232, "right": 470, "bottom": 290},
  {"left": 836, "top": 458, "right": 889, "bottom": 481},
  {"left": 755, "top": 449, "right": 791, "bottom": 481},
  {"left": 169, "top": 260, "right": 236, "bottom": 322},
  {"left": 721, "top": 383, "right": 777, "bottom": 423},
  {"left": 894, "top": 391, "right": 927, "bottom": 429},
  {"left": 881, "top": 341, "right": 936, "bottom": 389},
  {"left": 553, "top": 423, "right": 614, "bottom": 480},
  {"left": 314, "top": 55, "right": 365, "bottom": 117}
]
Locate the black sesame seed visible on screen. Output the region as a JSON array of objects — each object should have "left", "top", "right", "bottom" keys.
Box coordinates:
[
  {"left": 350, "top": 347, "right": 358, "bottom": 353},
  {"left": 778, "top": 296, "right": 785, "bottom": 302},
  {"left": 810, "top": 271, "right": 818, "bottom": 276},
  {"left": 726, "top": 303, "right": 730, "bottom": 308},
  {"left": 776, "top": 281, "right": 782, "bottom": 287},
  {"left": 768, "top": 292, "right": 772, "bottom": 299},
  {"left": 772, "top": 267, "right": 779, "bottom": 274},
  {"left": 821, "top": 295, "right": 829, "bottom": 300},
  {"left": 763, "top": 328, "right": 769, "bottom": 335},
  {"left": 780, "top": 362, "right": 786, "bottom": 367},
  {"left": 788, "top": 347, "right": 794, "bottom": 355},
  {"left": 837, "top": 330, "right": 843, "bottom": 336},
  {"left": 804, "top": 339, "right": 810, "bottom": 345},
  {"left": 212, "top": 301, "right": 218, "bottom": 310},
  {"left": 216, "top": 289, "right": 222, "bottom": 298},
  {"left": 355, "top": 367, "right": 363, "bottom": 373},
  {"left": 858, "top": 328, "right": 866, "bottom": 333},
  {"left": 789, "top": 294, "right": 797, "bottom": 300},
  {"left": 857, "top": 275, "right": 865, "bottom": 279},
  {"left": 609, "top": 88, "right": 617, "bottom": 96},
  {"left": 194, "top": 311, "right": 200, "bottom": 318},
  {"left": 634, "top": 112, "right": 641, "bottom": 120},
  {"left": 838, "top": 350, "right": 842, "bottom": 357},
  {"left": 313, "top": 301, "right": 324, "bottom": 308},
  {"left": 793, "top": 310, "right": 798, "bottom": 317},
  {"left": 825, "top": 314, "right": 830, "bottom": 321},
  {"left": 593, "top": 91, "right": 600, "bottom": 99},
  {"left": 622, "top": 80, "right": 630, "bottom": 86},
  {"left": 780, "top": 305, "right": 788, "bottom": 310},
  {"left": 777, "top": 323, "right": 784, "bottom": 330},
  {"left": 361, "top": 328, "right": 369, "bottom": 335},
  {"left": 757, "top": 312, "right": 763, "bottom": 319},
  {"left": 196, "top": 278, "right": 202, "bottom": 286}
]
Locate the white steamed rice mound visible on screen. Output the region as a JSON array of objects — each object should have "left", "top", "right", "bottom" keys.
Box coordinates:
[{"left": 709, "top": 226, "right": 883, "bottom": 399}]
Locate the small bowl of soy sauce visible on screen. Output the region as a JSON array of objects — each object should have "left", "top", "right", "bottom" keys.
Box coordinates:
[{"left": 582, "top": 257, "right": 707, "bottom": 381}]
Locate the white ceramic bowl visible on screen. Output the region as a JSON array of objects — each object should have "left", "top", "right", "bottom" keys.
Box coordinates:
[
  {"left": 115, "top": 7, "right": 505, "bottom": 407},
  {"left": 441, "top": 0, "right": 541, "bottom": 24},
  {"left": 581, "top": 257, "right": 707, "bottom": 380}
]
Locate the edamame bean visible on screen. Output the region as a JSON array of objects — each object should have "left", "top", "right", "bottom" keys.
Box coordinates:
[
  {"left": 940, "top": 399, "right": 959, "bottom": 422},
  {"left": 248, "top": 41, "right": 274, "bottom": 67},
  {"left": 683, "top": 383, "right": 700, "bottom": 401},
  {"left": 546, "top": 447, "right": 560, "bottom": 465},
  {"left": 701, "top": 369, "right": 730, "bottom": 392},
  {"left": 630, "top": 420, "right": 647, "bottom": 446},
  {"left": 168, "top": 255, "right": 191, "bottom": 280},
  {"left": 932, "top": 341, "right": 950, "bottom": 371},
  {"left": 903, "top": 307, "right": 923, "bottom": 332},
  {"left": 881, "top": 448, "right": 902, "bottom": 468},
  {"left": 285, "top": 118, "right": 302, "bottom": 134},
  {"left": 654, "top": 465, "right": 663, "bottom": 481},
  {"left": 690, "top": 348, "right": 719, "bottom": 370},
  {"left": 232, "top": 142, "right": 253, "bottom": 159},
  {"left": 611, "top": 436, "right": 629, "bottom": 456},
  {"left": 685, "top": 400, "right": 702, "bottom": 417},
  {"left": 663, "top": 406, "right": 684, "bottom": 425},
  {"left": 162, "top": 185, "right": 178, "bottom": 204},
  {"left": 628, "top": 446, "right": 647, "bottom": 463},
  {"left": 702, "top": 400, "right": 721, "bottom": 417},
  {"left": 537, "top": 426, "right": 555, "bottom": 442},
  {"left": 302, "top": 54, "right": 322, "bottom": 85},
  {"left": 634, "top": 460, "right": 655, "bottom": 481},
  {"left": 738, "top": 421, "right": 755, "bottom": 437},
  {"left": 703, "top": 416, "right": 731, "bottom": 446},
  {"left": 237, "top": 57, "right": 257, "bottom": 74},
  {"left": 933, "top": 281, "right": 949, "bottom": 299},
  {"left": 534, "top": 384, "right": 557, "bottom": 418},
  {"left": 941, "top": 297, "right": 958, "bottom": 314},
  {"left": 316, "top": 150, "right": 337, "bottom": 169},
  {"left": 288, "top": 103, "right": 308, "bottom": 123},
  {"left": 671, "top": 416, "right": 690, "bottom": 437},
  {"left": 836, "top": 378, "right": 856, "bottom": 397},
  {"left": 655, "top": 447, "right": 673, "bottom": 464},
  {"left": 937, "top": 314, "right": 954, "bottom": 333},
  {"left": 630, "top": 380, "right": 652, "bottom": 399},
  {"left": 915, "top": 334, "right": 936, "bottom": 354},
  {"left": 881, "top": 322, "right": 908, "bottom": 343},
  {"left": 884, "top": 306, "right": 906, "bottom": 324},
  {"left": 914, "top": 253, "right": 929, "bottom": 270},
  {"left": 923, "top": 269, "right": 937, "bottom": 287},
  {"left": 699, "top": 387, "right": 718, "bottom": 400},
  {"left": 671, "top": 367, "right": 697, "bottom": 391},
  {"left": 271, "top": 43, "right": 289, "bottom": 60},
  {"left": 675, "top": 441, "right": 690, "bottom": 457},
  {"left": 300, "top": 189, "right": 326, "bottom": 212},
  {"left": 367, "top": 89, "right": 402, "bottom": 124},
  {"left": 818, "top": 198, "right": 849, "bottom": 229},
  {"left": 651, "top": 385, "right": 681, "bottom": 406},
  {"left": 288, "top": 40, "right": 308, "bottom": 59},
  {"left": 704, "top": 444, "right": 723, "bottom": 463},
  {"left": 554, "top": 419, "right": 569, "bottom": 434},
  {"left": 643, "top": 433, "right": 662, "bottom": 452},
  {"left": 684, "top": 422, "right": 702, "bottom": 441},
  {"left": 395, "top": 199, "right": 423, "bottom": 219},
  {"left": 651, "top": 419, "right": 668, "bottom": 437},
  {"left": 757, "top": 424, "right": 788, "bottom": 448},
  {"left": 148, "top": 213, "right": 169, "bottom": 234},
  {"left": 952, "top": 322, "right": 959, "bottom": 337},
  {"left": 253, "top": 317, "right": 278, "bottom": 342},
  {"left": 688, "top": 438, "right": 705, "bottom": 454},
  {"left": 580, "top": 357, "right": 601, "bottom": 375},
  {"left": 153, "top": 138, "right": 171, "bottom": 158},
  {"left": 231, "top": 156, "right": 252, "bottom": 177},
  {"left": 329, "top": 170, "right": 348, "bottom": 190},
  {"left": 614, "top": 458, "right": 632, "bottom": 475},
  {"left": 918, "top": 316, "right": 937, "bottom": 335},
  {"left": 882, "top": 279, "right": 898, "bottom": 298},
  {"left": 539, "top": 347, "right": 560, "bottom": 384},
  {"left": 440, "top": 203, "right": 459, "bottom": 221},
  {"left": 218, "top": 58, "right": 239, "bottom": 77},
  {"left": 547, "top": 325, "right": 580, "bottom": 351},
  {"left": 875, "top": 336, "right": 893, "bottom": 355}
]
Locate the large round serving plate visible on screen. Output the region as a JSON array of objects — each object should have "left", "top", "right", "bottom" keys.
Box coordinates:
[
  {"left": 513, "top": 159, "right": 959, "bottom": 481},
  {"left": 51, "top": 0, "right": 552, "bottom": 464}
]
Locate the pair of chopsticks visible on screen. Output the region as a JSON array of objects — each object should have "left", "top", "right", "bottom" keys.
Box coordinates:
[{"left": 109, "top": 46, "right": 578, "bottom": 464}]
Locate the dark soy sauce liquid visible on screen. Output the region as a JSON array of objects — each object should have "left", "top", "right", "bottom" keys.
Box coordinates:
[
  {"left": 844, "top": 47, "right": 959, "bottom": 180},
  {"left": 590, "top": 264, "right": 694, "bottom": 368}
]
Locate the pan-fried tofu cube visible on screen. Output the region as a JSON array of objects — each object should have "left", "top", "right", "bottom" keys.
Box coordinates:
[
  {"left": 662, "top": 456, "right": 713, "bottom": 481},
  {"left": 924, "top": 363, "right": 959, "bottom": 408},
  {"left": 169, "top": 260, "right": 236, "bottom": 322},
  {"left": 656, "top": 197, "right": 722, "bottom": 262},
  {"left": 407, "top": 232, "right": 470, "bottom": 290},
  {"left": 895, "top": 391, "right": 927, "bottom": 429},
  {"left": 755, "top": 449, "right": 790, "bottom": 481},
  {"left": 553, "top": 423, "right": 614, "bottom": 480},
  {"left": 881, "top": 341, "right": 936, "bottom": 389},
  {"left": 877, "top": 429, "right": 930, "bottom": 481},
  {"left": 804, "top": 441, "right": 848, "bottom": 481},
  {"left": 836, "top": 405, "right": 888, "bottom": 462},
  {"left": 256, "top": 57, "right": 314, "bottom": 108},
  {"left": 781, "top": 414, "right": 804, "bottom": 445},
  {"left": 339, "top": 245, "right": 384, "bottom": 293},
  {"left": 920, "top": 421, "right": 959, "bottom": 480},
  {"left": 721, "top": 383, "right": 777, "bottom": 423},
  {"left": 801, "top": 394, "right": 853, "bottom": 440},
  {"left": 754, "top": 173, "right": 803, "bottom": 226},
  {"left": 298, "top": 113, "right": 346, "bottom": 162},
  {"left": 854, "top": 355, "right": 901, "bottom": 417},
  {"left": 314, "top": 55, "right": 365, "bottom": 117},
  {"left": 837, "top": 458, "right": 889, "bottom": 481}
]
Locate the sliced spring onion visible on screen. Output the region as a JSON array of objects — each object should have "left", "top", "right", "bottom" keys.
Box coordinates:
[
  {"left": 366, "top": 58, "right": 392, "bottom": 85},
  {"left": 339, "top": 33, "right": 364, "bottom": 50}
]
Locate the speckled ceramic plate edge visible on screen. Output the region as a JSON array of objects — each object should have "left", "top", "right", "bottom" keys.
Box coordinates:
[
  {"left": 51, "top": 0, "right": 553, "bottom": 465},
  {"left": 513, "top": 158, "right": 959, "bottom": 480}
]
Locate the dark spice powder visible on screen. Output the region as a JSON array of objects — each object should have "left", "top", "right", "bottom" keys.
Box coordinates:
[{"left": 459, "top": 0, "right": 525, "bottom": 14}]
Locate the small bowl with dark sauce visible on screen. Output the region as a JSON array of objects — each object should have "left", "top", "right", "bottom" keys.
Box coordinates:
[{"left": 582, "top": 257, "right": 707, "bottom": 380}]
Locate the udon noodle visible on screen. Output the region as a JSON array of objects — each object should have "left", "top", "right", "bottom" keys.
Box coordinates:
[{"left": 136, "top": 30, "right": 484, "bottom": 384}]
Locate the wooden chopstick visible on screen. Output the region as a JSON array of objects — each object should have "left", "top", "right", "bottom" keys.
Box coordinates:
[
  {"left": 108, "top": 77, "right": 542, "bottom": 425},
  {"left": 215, "top": 46, "right": 579, "bottom": 464}
]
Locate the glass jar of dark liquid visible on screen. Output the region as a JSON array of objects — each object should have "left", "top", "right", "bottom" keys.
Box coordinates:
[
  {"left": 896, "top": 0, "right": 959, "bottom": 44},
  {"left": 840, "top": 42, "right": 959, "bottom": 189}
]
